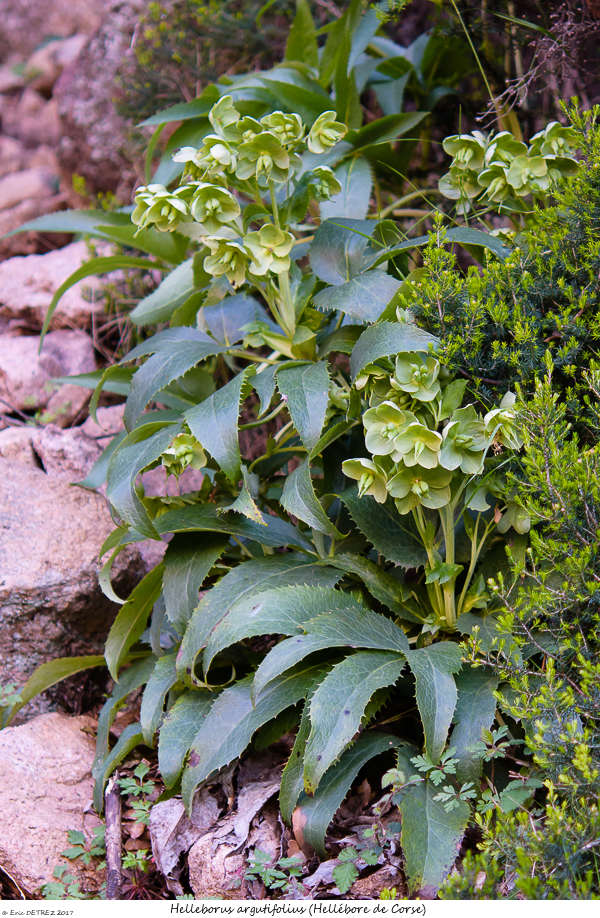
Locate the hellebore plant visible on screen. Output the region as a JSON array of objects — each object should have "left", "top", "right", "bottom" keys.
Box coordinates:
[{"left": 344, "top": 350, "right": 524, "bottom": 632}]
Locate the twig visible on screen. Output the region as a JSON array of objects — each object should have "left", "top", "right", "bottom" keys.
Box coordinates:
[{"left": 105, "top": 776, "right": 122, "bottom": 900}]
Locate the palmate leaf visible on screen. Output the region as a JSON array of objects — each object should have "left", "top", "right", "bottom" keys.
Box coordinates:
[
  {"left": 181, "top": 664, "right": 323, "bottom": 813},
  {"left": 313, "top": 271, "right": 401, "bottom": 324},
  {"left": 398, "top": 778, "right": 470, "bottom": 897},
  {"left": 104, "top": 565, "right": 165, "bottom": 681},
  {"left": 350, "top": 321, "right": 439, "bottom": 381},
  {"left": 163, "top": 533, "right": 229, "bottom": 630},
  {"left": 340, "top": 486, "right": 427, "bottom": 569},
  {"left": 202, "top": 583, "right": 345, "bottom": 676},
  {"left": 158, "top": 690, "right": 215, "bottom": 788},
  {"left": 276, "top": 361, "right": 330, "bottom": 453},
  {"left": 451, "top": 667, "right": 498, "bottom": 783},
  {"left": 139, "top": 653, "right": 178, "bottom": 744},
  {"left": 293, "top": 732, "right": 404, "bottom": 856},
  {"left": 304, "top": 650, "right": 406, "bottom": 793},
  {"left": 200, "top": 294, "right": 272, "bottom": 345},
  {"left": 281, "top": 459, "right": 342, "bottom": 537},
  {"left": 405, "top": 644, "right": 463, "bottom": 764},
  {"left": 185, "top": 368, "right": 252, "bottom": 482},
  {"left": 176, "top": 556, "right": 338, "bottom": 683},
  {"left": 252, "top": 604, "right": 409, "bottom": 697}
]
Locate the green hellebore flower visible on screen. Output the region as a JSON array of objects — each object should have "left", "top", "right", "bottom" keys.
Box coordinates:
[
  {"left": 364, "top": 402, "right": 441, "bottom": 468},
  {"left": 244, "top": 224, "right": 294, "bottom": 276},
  {"left": 440, "top": 405, "right": 488, "bottom": 474},
  {"left": 388, "top": 419, "right": 442, "bottom": 468},
  {"left": 204, "top": 235, "right": 249, "bottom": 287},
  {"left": 189, "top": 183, "right": 241, "bottom": 233},
  {"left": 161, "top": 433, "right": 206, "bottom": 478},
  {"left": 484, "top": 391, "right": 522, "bottom": 450},
  {"left": 438, "top": 168, "right": 481, "bottom": 202},
  {"left": 261, "top": 111, "right": 305, "bottom": 147},
  {"left": 355, "top": 363, "right": 389, "bottom": 391},
  {"left": 529, "top": 121, "right": 580, "bottom": 158},
  {"left": 236, "top": 131, "right": 292, "bottom": 185},
  {"left": 442, "top": 132, "right": 488, "bottom": 170},
  {"left": 505, "top": 154, "right": 549, "bottom": 195},
  {"left": 308, "top": 166, "right": 342, "bottom": 201},
  {"left": 131, "top": 183, "right": 190, "bottom": 232},
  {"left": 342, "top": 457, "right": 389, "bottom": 503},
  {"left": 497, "top": 500, "right": 530, "bottom": 534},
  {"left": 477, "top": 164, "right": 510, "bottom": 203},
  {"left": 208, "top": 95, "right": 241, "bottom": 142},
  {"left": 485, "top": 132, "right": 527, "bottom": 166},
  {"left": 387, "top": 465, "right": 453, "bottom": 514},
  {"left": 307, "top": 110, "right": 346, "bottom": 154},
  {"left": 194, "top": 134, "right": 238, "bottom": 175},
  {"left": 238, "top": 116, "right": 263, "bottom": 143},
  {"left": 392, "top": 353, "right": 441, "bottom": 402}
]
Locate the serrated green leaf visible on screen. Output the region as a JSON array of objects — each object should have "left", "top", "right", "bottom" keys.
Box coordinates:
[
  {"left": 294, "top": 732, "right": 403, "bottom": 856},
  {"left": 340, "top": 486, "right": 427, "bottom": 569},
  {"left": 155, "top": 502, "right": 313, "bottom": 551},
  {"left": 93, "top": 723, "right": 146, "bottom": 813},
  {"left": 313, "top": 271, "right": 401, "bottom": 324},
  {"left": 41, "top": 255, "right": 153, "bottom": 342},
  {"left": 333, "top": 860, "right": 358, "bottom": 894},
  {"left": 451, "top": 667, "right": 498, "bottom": 783},
  {"left": 406, "top": 644, "right": 463, "bottom": 764},
  {"left": 105, "top": 566, "right": 164, "bottom": 681},
  {"left": 106, "top": 422, "right": 181, "bottom": 538},
  {"left": 176, "top": 555, "right": 335, "bottom": 683},
  {"left": 203, "top": 582, "right": 346, "bottom": 676},
  {"left": 304, "top": 651, "right": 406, "bottom": 792},
  {"left": 181, "top": 665, "right": 323, "bottom": 812},
  {"left": 252, "top": 634, "right": 341, "bottom": 698},
  {"left": 310, "top": 218, "right": 374, "bottom": 285},
  {"left": 306, "top": 606, "right": 410, "bottom": 654},
  {"left": 200, "top": 294, "right": 270, "bottom": 345},
  {"left": 185, "top": 368, "right": 251, "bottom": 482},
  {"left": 130, "top": 259, "right": 195, "bottom": 326},
  {"left": 280, "top": 699, "right": 312, "bottom": 824},
  {"left": 317, "top": 325, "right": 362, "bottom": 357},
  {"left": 158, "top": 690, "right": 214, "bottom": 788},
  {"left": 320, "top": 158, "right": 373, "bottom": 221},
  {"left": 163, "top": 534, "right": 229, "bottom": 630},
  {"left": 276, "top": 362, "right": 330, "bottom": 453},
  {"left": 253, "top": 364, "right": 278, "bottom": 415},
  {"left": 281, "top": 459, "right": 341, "bottom": 537},
  {"left": 309, "top": 419, "right": 356, "bottom": 460},
  {"left": 285, "top": 0, "right": 318, "bottom": 68},
  {"left": 328, "top": 551, "right": 410, "bottom": 616},
  {"left": 124, "top": 337, "right": 226, "bottom": 429},
  {"left": 398, "top": 779, "right": 469, "bottom": 896},
  {"left": 3, "top": 655, "right": 104, "bottom": 725},
  {"left": 350, "top": 321, "right": 439, "bottom": 380},
  {"left": 140, "top": 653, "right": 179, "bottom": 744},
  {"left": 218, "top": 466, "right": 265, "bottom": 525}
]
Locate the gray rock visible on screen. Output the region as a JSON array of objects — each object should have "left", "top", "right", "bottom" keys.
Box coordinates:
[
  {"left": 0, "top": 713, "right": 104, "bottom": 894},
  {"left": 0, "top": 457, "right": 152, "bottom": 715},
  {"left": 0, "top": 136, "right": 24, "bottom": 179},
  {"left": 54, "top": 0, "right": 146, "bottom": 195},
  {"left": 1, "top": 89, "right": 61, "bottom": 147},
  {"left": 0, "top": 329, "right": 96, "bottom": 416},
  {"left": 0, "top": 425, "right": 36, "bottom": 466},
  {"left": 0, "top": 242, "right": 107, "bottom": 329},
  {"left": 0, "top": 168, "right": 59, "bottom": 212},
  {"left": 25, "top": 34, "right": 88, "bottom": 93},
  {"left": 0, "top": 0, "right": 106, "bottom": 60},
  {"left": 0, "top": 194, "right": 66, "bottom": 261}
]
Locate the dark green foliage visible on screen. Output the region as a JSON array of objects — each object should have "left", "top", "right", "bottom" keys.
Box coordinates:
[{"left": 399, "top": 110, "right": 600, "bottom": 414}]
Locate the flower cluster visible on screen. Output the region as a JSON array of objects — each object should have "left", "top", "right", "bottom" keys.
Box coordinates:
[
  {"left": 131, "top": 98, "right": 346, "bottom": 287},
  {"left": 161, "top": 431, "right": 206, "bottom": 478},
  {"left": 439, "top": 122, "right": 580, "bottom": 212},
  {"left": 343, "top": 351, "right": 523, "bottom": 520}
]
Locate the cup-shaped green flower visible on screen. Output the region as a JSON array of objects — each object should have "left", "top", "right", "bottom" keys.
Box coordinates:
[
  {"left": 342, "top": 457, "right": 389, "bottom": 503},
  {"left": 505, "top": 154, "right": 549, "bottom": 196},
  {"left": 261, "top": 111, "right": 305, "bottom": 148},
  {"left": 477, "top": 164, "right": 510, "bottom": 203},
  {"left": 244, "top": 224, "right": 294, "bottom": 276},
  {"left": 497, "top": 500, "right": 530, "bottom": 534},
  {"left": 208, "top": 95, "right": 241, "bottom": 142},
  {"left": 485, "top": 132, "right": 527, "bottom": 166},
  {"left": 236, "top": 131, "right": 292, "bottom": 185},
  {"left": 389, "top": 418, "right": 442, "bottom": 468},
  {"left": 307, "top": 110, "right": 346, "bottom": 154},
  {"left": 308, "top": 166, "right": 342, "bottom": 201},
  {"left": 203, "top": 235, "right": 249, "bottom": 287},
  {"left": 132, "top": 183, "right": 190, "bottom": 232},
  {"left": 355, "top": 363, "right": 389, "bottom": 391},
  {"left": 529, "top": 121, "right": 580, "bottom": 158},
  {"left": 161, "top": 433, "right": 206, "bottom": 478},
  {"left": 189, "top": 183, "right": 241, "bottom": 233},
  {"left": 440, "top": 405, "right": 489, "bottom": 474},
  {"left": 238, "top": 116, "right": 263, "bottom": 143},
  {"left": 442, "top": 132, "right": 488, "bottom": 170},
  {"left": 484, "top": 391, "right": 522, "bottom": 449},
  {"left": 363, "top": 401, "right": 416, "bottom": 458},
  {"left": 438, "top": 167, "right": 481, "bottom": 202},
  {"left": 387, "top": 465, "right": 453, "bottom": 514},
  {"left": 392, "top": 353, "right": 441, "bottom": 402}
]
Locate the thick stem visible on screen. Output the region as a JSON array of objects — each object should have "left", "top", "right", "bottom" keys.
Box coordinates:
[
  {"left": 440, "top": 504, "right": 457, "bottom": 629},
  {"left": 413, "top": 506, "right": 444, "bottom": 621},
  {"left": 269, "top": 180, "right": 295, "bottom": 338}
]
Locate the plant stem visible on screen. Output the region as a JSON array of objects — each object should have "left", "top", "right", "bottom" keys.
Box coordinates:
[
  {"left": 269, "top": 179, "right": 296, "bottom": 338},
  {"left": 440, "top": 504, "right": 457, "bottom": 629},
  {"left": 413, "top": 505, "right": 444, "bottom": 620}
]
